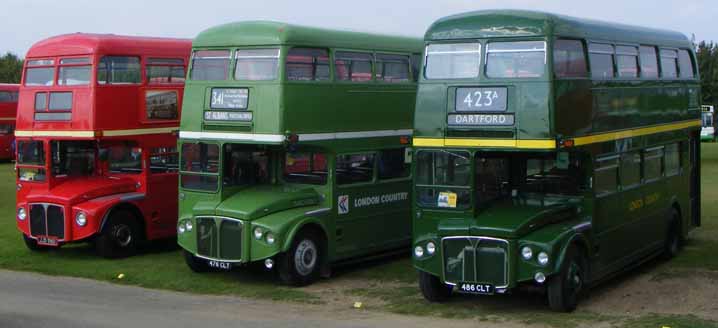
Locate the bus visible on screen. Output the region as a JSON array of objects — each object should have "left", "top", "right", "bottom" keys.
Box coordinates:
[
  {"left": 0, "top": 84, "right": 19, "bottom": 160},
  {"left": 411, "top": 10, "right": 701, "bottom": 312},
  {"left": 177, "top": 21, "right": 422, "bottom": 285},
  {"left": 701, "top": 105, "right": 715, "bottom": 142},
  {"left": 15, "top": 34, "right": 191, "bottom": 258}
]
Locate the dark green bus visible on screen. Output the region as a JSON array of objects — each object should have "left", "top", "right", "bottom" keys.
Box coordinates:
[
  {"left": 411, "top": 10, "right": 701, "bottom": 311},
  {"left": 177, "top": 21, "right": 422, "bottom": 285}
]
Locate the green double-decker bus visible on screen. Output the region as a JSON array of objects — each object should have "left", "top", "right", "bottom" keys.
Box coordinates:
[
  {"left": 177, "top": 21, "right": 422, "bottom": 285},
  {"left": 411, "top": 10, "right": 701, "bottom": 311}
]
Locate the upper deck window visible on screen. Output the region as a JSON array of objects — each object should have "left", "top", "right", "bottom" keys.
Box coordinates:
[
  {"left": 660, "top": 49, "right": 678, "bottom": 79},
  {"left": 486, "top": 41, "right": 546, "bottom": 78},
  {"left": 25, "top": 59, "right": 55, "bottom": 86},
  {"left": 0, "top": 91, "right": 18, "bottom": 102},
  {"left": 639, "top": 46, "right": 659, "bottom": 78},
  {"left": 335, "top": 51, "right": 373, "bottom": 82},
  {"left": 58, "top": 57, "right": 91, "bottom": 86},
  {"left": 190, "top": 50, "right": 230, "bottom": 81},
  {"left": 98, "top": 56, "right": 141, "bottom": 84},
  {"left": 147, "top": 58, "right": 186, "bottom": 84},
  {"left": 615, "top": 46, "right": 639, "bottom": 78},
  {"left": 234, "top": 48, "right": 280, "bottom": 81},
  {"left": 553, "top": 39, "right": 587, "bottom": 78},
  {"left": 376, "top": 54, "right": 411, "bottom": 82},
  {"left": 678, "top": 50, "right": 695, "bottom": 79},
  {"left": 425, "top": 43, "right": 480, "bottom": 79},
  {"left": 286, "top": 48, "right": 330, "bottom": 81},
  {"left": 589, "top": 43, "right": 614, "bottom": 79}
]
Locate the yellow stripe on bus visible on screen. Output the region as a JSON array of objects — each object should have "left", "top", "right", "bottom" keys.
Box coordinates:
[
  {"left": 14, "top": 127, "right": 178, "bottom": 138},
  {"left": 412, "top": 120, "right": 701, "bottom": 149}
]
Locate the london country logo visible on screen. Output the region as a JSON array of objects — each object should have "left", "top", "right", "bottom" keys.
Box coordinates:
[{"left": 338, "top": 195, "right": 349, "bottom": 215}]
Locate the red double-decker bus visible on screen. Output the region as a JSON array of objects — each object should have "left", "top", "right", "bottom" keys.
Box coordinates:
[
  {"left": 0, "top": 83, "right": 19, "bottom": 160},
  {"left": 14, "top": 34, "right": 191, "bottom": 257}
]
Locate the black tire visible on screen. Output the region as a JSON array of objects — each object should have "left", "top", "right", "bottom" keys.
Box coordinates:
[
  {"left": 662, "top": 208, "right": 682, "bottom": 260},
  {"left": 548, "top": 245, "right": 587, "bottom": 312},
  {"left": 183, "top": 250, "right": 214, "bottom": 273},
  {"left": 22, "top": 234, "right": 46, "bottom": 251},
  {"left": 419, "top": 271, "right": 452, "bottom": 302},
  {"left": 277, "top": 229, "right": 323, "bottom": 286},
  {"left": 95, "top": 210, "right": 141, "bottom": 259}
]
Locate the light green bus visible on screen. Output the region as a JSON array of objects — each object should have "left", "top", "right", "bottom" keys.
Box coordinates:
[{"left": 177, "top": 21, "right": 422, "bottom": 285}]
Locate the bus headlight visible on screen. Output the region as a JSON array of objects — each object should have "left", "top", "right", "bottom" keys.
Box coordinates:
[
  {"left": 254, "top": 227, "right": 263, "bottom": 240},
  {"left": 414, "top": 246, "right": 424, "bottom": 258},
  {"left": 185, "top": 220, "right": 193, "bottom": 232},
  {"left": 537, "top": 252, "right": 549, "bottom": 266},
  {"left": 17, "top": 207, "right": 26, "bottom": 221},
  {"left": 521, "top": 246, "right": 533, "bottom": 260},
  {"left": 426, "top": 242, "right": 436, "bottom": 255},
  {"left": 75, "top": 212, "right": 87, "bottom": 227},
  {"left": 178, "top": 224, "right": 186, "bottom": 234},
  {"left": 265, "top": 233, "right": 275, "bottom": 245}
]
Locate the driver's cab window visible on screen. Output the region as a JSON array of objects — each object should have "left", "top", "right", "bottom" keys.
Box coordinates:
[
  {"left": 475, "top": 156, "right": 510, "bottom": 208},
  {"left": 223, "top": 144, "right": 270, "bottom": 187}
]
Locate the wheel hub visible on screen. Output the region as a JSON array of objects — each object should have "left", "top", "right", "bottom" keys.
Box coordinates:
[
  {"left": 294, "top": 239, "right": 317, "bottom": 276},
  {"left": 113, "top": 224, "right": 132, "bottom": 247}
]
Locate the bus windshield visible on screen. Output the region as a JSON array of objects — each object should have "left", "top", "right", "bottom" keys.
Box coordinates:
[
  {"left": 51, "top": 140, "right": 96, "bottom": 177},
  {"left": 425, "top": 43, "right": 481, "bottom": 79},
  {"left": 416, "top": 151, "right": 585, "bottom": 210},
  {"left": 486, "top": 41, "right": 546, "bottom": 78}
]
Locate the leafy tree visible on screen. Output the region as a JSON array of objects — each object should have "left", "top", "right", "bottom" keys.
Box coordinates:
[
  {"left": 697, "top": 41, "right": 718, "bottom": 105},
  {"left": 0, "top": 52, "right": 23, "bottom": 83}
]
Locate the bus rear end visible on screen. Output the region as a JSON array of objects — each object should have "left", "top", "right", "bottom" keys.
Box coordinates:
[{"left": 0, "top": 84, "right": 19, "bottom": 160}]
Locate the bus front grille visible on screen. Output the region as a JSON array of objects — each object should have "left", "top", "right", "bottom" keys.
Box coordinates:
[
  {"left": 195, "top": 216, "right": 243, "bottom": 261},
  {"left": 29, "top": 204, "right": 65, "bottom": 239},
  {"left": 442, "top": 237, "right": 508, "bottom": 287}
]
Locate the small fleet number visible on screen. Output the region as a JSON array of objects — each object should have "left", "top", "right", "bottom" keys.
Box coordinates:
[{"left": 463, "top": 90, "right": 499, "bottom": 108}]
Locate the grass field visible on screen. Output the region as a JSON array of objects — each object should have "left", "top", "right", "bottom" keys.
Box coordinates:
[{"left": 2, "top": 145, "right": 718, "bottom": 327}]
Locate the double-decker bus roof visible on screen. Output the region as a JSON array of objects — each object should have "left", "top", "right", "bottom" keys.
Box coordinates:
[
  {"left": 193, "top": 21, "right": 423, "bottom": 52},
  {"left": 26, "top": 33, "right": 192, "bottom": 58},
  {"left": 426, "top": 10, "right": 691, "bottom": 48}
]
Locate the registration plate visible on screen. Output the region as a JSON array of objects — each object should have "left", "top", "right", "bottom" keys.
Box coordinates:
[
  {"left": 36, "top": 236, "right": 59, "bottom": 247},
  {"left": 207, "top": 260, "right": 233, "bottom": 270},
  {"left": 457, "top": 282, "right": 494, "bottom": 295}
]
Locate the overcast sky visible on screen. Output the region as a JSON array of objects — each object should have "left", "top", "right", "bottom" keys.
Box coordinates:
[{"left": 2, "top": 0, "right": 716, "bottom": 56}]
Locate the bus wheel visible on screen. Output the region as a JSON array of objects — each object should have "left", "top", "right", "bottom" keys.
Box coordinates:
[
  {"left": 419, "top": 271, "right": 452, "bottom": 302},
  {"left": 548, "top": 246, "right": 586, "bottom": 312},
  {"left": 278, "top": 230, "right": 322, "bottom": 286},
  {"left": 95, "top": 210, "right": 140, "bottom": 259},
  {"left": 183, "top": 250, "right": 213, "bottom": 273},
  {"left": 663, "top": 209, "right": 682, "bottom": 260},
  {"left": 22, "top": 234, "right": 47, "bottom": 251}
]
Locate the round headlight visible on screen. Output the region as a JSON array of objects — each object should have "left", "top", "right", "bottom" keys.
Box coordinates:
[
  {"left": 521, "top": 246, "right": 533, "bottom": 260},
  {"left": 178, "top": 224, "right": 186, "bottom": 234},
  {"left": 178, "top": 192, "right": 185, "bottom": 201},
  {"left": 414, "top": 246, "right": 424, "bottom": 258},
  {"left": 534, "top": 272, "right": 546, "bottom": 284},
  {"left": 537, "top": 252, "right": 549, "bottom": 266},
  {"left": 426, "top": 242, "right": 436, "bottom": 255},
  {"left": 75, "top": 212, "right": 87, "bottom": 227},
  {"left": 266, "top": 233, "right": 275, "bottom": 245},
  {"left": 17, "top": 207, "right": 26, "bottom": 221},
  {"left": 254, "top": 227, "right": 263, "bottom": 240},
  {"left": 185, "top": 220, "right": 193, "bottom": 232}
]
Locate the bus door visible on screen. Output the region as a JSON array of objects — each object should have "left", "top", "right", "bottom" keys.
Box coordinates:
[
  {"left": 690, "top": 132, "right": 701, "bottom": 227},
  {"left": 334, "top": 152, "right": 381, "bottom": 257}
]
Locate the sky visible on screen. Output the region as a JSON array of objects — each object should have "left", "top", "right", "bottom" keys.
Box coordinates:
[{"left": 1, "top": 0, "right": 716, "bottom": 56}]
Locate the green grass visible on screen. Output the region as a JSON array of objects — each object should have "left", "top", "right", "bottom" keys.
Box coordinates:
[{"left": 2, "top": 144, "right": 718, "bottom": 327}]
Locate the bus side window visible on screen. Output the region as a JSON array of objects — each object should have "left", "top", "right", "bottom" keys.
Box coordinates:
[
  {"left": 588, "top": 43, "right": 614, "bottom": 80},
  {"left": 643, "top": 147, "right": 664, "bottom": 181},
  {"left": 615, "top": 46, "right": 639, "bottom": 78},
  {"left": 553, "top": 39, "right": 587, "bottom": 78},
  {"left": 378, "top": 148, "right": 410, "bottom": 180},
  {"left": 286, "top": 48, "right": 330, "bottom": 81},
  {"left": 334, "top": 52, "right": 373, "bottom": 82},
  {"left": 336, "top": 153, "right": 375, "bottom": 185},
  {"left": 410, "top": 53, "right": 421, "bottom": 81},
  {"left": 619, "top": 152, "right": 641, "bottom": 188},
  {"left": 594, "top": 156, "right": 618, "bottom": 196},
  {"left": 677, "top": 49, "right": 695, "bottom": 79},
  {"left": 639, "top": 46, "right": 659, "bottom": 79},
  {"left": 659, "top": 49, "right": 679, "bottom": 79},
  {"left": 146, "top": 58, "right": 186, "bottom": 84},
  {"left": 665, "top": 143, "right": 680, "bottom": 176},
  {"left": 150, "top": 147, "right": 179, "bottom": 173},
  {"left": 376, "top": 54, "right": 410, "bottom": 83}
]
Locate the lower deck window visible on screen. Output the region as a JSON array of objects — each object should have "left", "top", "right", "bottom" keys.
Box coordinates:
[
  {"left": 284, "top": 152, "right": 327, "bottom": 185},
  {"left": 102, "top": 142, "right": 142, "bottom": 174}
]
